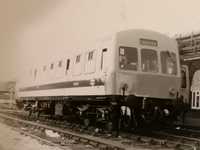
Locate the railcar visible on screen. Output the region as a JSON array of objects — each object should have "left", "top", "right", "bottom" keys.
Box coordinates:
[{"left": 16, "top": 29, "right": 181, "bottom": 128}]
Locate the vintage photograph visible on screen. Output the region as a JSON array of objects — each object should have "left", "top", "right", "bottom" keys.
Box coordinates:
[{"left": 0, "top": 0, "right": 200, "bottom": 149}]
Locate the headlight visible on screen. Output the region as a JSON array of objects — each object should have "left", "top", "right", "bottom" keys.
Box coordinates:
[
  {"left": 167, "top": 67, "right": 173, "bottom": 74},
  {"left": 163, "top": 109, "right": 170, "bottom": 116},
  {"left": 169, "top": 87, "right": 176, "bottom": 96},
  {"left": 122, "top": 83, "right": 128, "bottom": 91}
]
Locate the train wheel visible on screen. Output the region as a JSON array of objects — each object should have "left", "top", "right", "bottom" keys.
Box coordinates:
[
  {"left": 36, "top": 110, "right": 41, "bottom": 119},
  {"left": 83, "top": 118, "right": 90, "bottom": 127},
  {"left": 28, "top": 109, "right": 32, "bottom": 118},
  {"left": 121, "top": 106, "right": 132, "bottom": 130},
  {"left": 121, "top": 115, "right": 131, "bottom": 130},
  {"left": 130, "top": 109, "right": 138, "bottom": 129},
  {"left": 106, "top": 121, "right": 113, "bottom": 132}
]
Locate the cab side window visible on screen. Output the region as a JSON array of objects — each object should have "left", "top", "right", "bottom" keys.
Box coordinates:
[{"left": 119, "top": 47, "right": 138, "bottom": 71}]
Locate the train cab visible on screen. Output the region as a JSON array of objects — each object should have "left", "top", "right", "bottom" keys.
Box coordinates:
[
  {"left": 115, "top": 30, "right": 181, "bottom": 102},
  {"left": 17, "top": 29, "right": 182, "bottom": 128},
  {"left": 108, "top": 29, "right": 182, "bottom": 124}
]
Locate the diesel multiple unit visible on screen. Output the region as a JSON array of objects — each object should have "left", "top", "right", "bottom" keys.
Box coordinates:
[{"left": 17, "top": 29, "right": 181, "bottom": 128}]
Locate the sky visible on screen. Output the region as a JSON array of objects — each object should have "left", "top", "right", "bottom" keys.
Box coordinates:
[{"left": 1, "top": 0, "right": 200, "bottom": 82}]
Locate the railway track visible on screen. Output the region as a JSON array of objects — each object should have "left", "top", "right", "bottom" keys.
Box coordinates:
[
  {"left": 0, "top": 108, "right": 198, "bottom": 150},
  {"left": 151, "top": 130, "right": 200, "bottom": 150},
  {"left": 0, "top": 113, "right": 125, "bottom": 150},
  {"left": 150, "top": 126, "right": 200, "bottom": 149}
]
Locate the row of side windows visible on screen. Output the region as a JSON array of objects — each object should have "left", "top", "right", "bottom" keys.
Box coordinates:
[
  {"left": 75, "top": 51, "right": 94, "bottom": 64},
  {"left": 32, "top": 49, "right": 107, "bottom": 80},
  {"left": 33, "top": 59, "right": 71, "bottom": 80}
]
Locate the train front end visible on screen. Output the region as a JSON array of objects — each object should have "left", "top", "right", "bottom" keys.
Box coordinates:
[{"left": 114, "top": 29, "right": 181, "bottom": 121}]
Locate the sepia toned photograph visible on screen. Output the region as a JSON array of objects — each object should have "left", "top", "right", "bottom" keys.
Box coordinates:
[{"left": 0, "top": 0, "right": 200, "bottom": 149}]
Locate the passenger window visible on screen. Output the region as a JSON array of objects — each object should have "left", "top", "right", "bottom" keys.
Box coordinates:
[
  {"left": 65, "top": 59, "right": 70, "bottom": 75},
  {"left": 193, "top": 92, "right": 196, "bottom": 107},
  {"left": 58, "top": 61, "right": 62, "bottom": 67},
  {"left": 85, "top": 50, "right": 96, "bottom": 73},
  {"left": 76, "top": 55, "right": 81, "bottom": 63},
  {"left": 141, "top": 49, "right": 158, "bottom": 73},
  {"left": 197, "top": 95, "right": 199, "bottom": 108},
  {"left": 50, "top": 63, "right": 54, "bottom": 70},
  {"left": 30, "top": 69, "right": 32, "bottom": 76},
  {"left": 88, "top": 51, "right": 94, "bottom": 61},
  {"left": 66, "top": 59, "right": 70, "bottom": 70},
  {"left": 34, "top": 69, "right": 37, "bottom": 80},
  {"left": 73, "top": 54, "right": 83, "bottom": 75},
  {"left": 119, "top": 47, "right": 138, "bottom": 71},
  {"left": 161, "top": 51, "right": 177, "bottom": 75},
  {"left": 43, "top": 66, "right": 46, "bottom": 72}
]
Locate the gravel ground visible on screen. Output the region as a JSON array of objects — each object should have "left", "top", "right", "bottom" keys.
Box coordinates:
[{"left": 0, "top": 121, "right": 70, "bottom": 150}]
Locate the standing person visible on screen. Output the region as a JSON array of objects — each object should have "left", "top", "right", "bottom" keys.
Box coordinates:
[
  {"left": 55, "top": 101, "right": 63, "bottom": 120},
  {"left": 111, "top": 102, "right": 121, "bottom": 137},
  {"left": 50, "top": 101, "right": 55, "bottom": 119},
  {"left": 36, "top": 102, "right": 41, "bottom": 119},
  {"left": 27, "top": 103, "right": 33, "bottom": 119}
]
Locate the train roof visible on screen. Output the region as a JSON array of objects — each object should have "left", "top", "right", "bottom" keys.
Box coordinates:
[
  {"left": 116, "top": 29, "right": 173, "bottom": 40},
  {"left": 115, "top": 29, "right": 177, "bottom": 51},
  {"left": 117, "top": 29, "right": 166, "bottom": 35}
]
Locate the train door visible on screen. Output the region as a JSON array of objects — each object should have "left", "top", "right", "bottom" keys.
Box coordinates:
[
  {"left": 101, "top": 48, "right": 108, "bottom": 72},
  {"left": 179, "top": 65, "right": 190, "bottom": 105}
]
